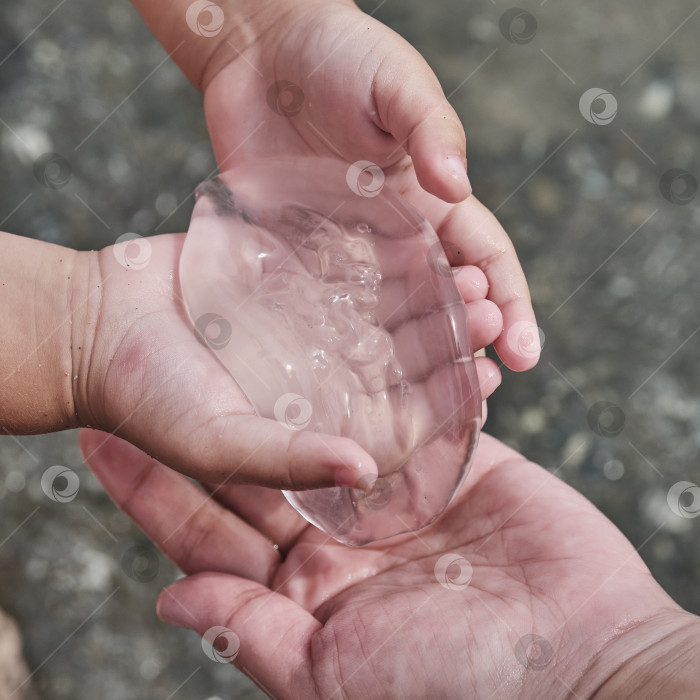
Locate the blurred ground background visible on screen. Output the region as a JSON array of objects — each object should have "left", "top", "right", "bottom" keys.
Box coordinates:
[{"left": 1, "top": 0, "right": 699, "bottom": 697}]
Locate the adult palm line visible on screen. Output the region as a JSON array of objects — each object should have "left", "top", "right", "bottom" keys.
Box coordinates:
[{"left": 81, "top": 430, "right": 681, "bottom": 699}]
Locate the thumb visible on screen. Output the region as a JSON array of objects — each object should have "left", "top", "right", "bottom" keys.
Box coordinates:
[
  {"left": 157, "top": 573, "right": 320, "bottom": 698},
  {"left": 108, "top": 413, "right": 378, "bottom": 491},
  {"left": 373, "top": 41, "right": 470, "bottom": 203}
]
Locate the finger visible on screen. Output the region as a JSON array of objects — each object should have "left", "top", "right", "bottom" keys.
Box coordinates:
[
  {"left": 157, "top": 573, "right": 319, "bottom": 698},
  {"left": 474, "top": 349, "right": 492, "bottom": 426},
  {"left": 475, "top": 355, "right": 501, "bottom": 401},
  {"left": 201, "top": 483, "right": 307, "bottom": 552},
  {"left": 372, "top": 45, "right": 470, "bottom": 203},
  {"left": 390, "top": 299, "right": 502, "bottom": 381},
  {"left": 435, "top": 196, "right": 540, "bottom": 371},
  {"left": 79, "top": 429, "right": 279, "bottom": 583},
  {"left": 122, "top": 401, "right": 378, "bottom": 490},
  {"left": 454, "top": 265, "right": 489, "bottom": 303}
]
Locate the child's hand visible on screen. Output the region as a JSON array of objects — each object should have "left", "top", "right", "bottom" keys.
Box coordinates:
[
  {"left": 199, "top": 0, "right": 540, "bottom": 370},
  {"left": 71, "top": 232, "right": 502, "bottom": 488}
]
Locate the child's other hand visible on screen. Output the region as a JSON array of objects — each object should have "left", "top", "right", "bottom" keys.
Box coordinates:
[{"left": 202, "top": 0, "right": 540, "bottom": 370}]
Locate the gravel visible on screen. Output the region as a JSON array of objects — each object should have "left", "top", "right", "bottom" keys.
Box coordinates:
[{"left": 1, "top": 0, "right": 699, "bottom": 697}]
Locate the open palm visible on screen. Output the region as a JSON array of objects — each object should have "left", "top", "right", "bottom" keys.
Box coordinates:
[
  {"left": 80, "top": 430, "right": 685, "bottom": 699},
  {"left": 77, "top": 232, "right": 502, "bottom": 488},
  {"left": 202, "top": 0, "right": 538, "bottom": 370}
]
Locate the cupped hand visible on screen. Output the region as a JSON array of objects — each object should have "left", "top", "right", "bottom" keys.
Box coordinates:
[
  {"left": 80, "top": 429, "right": 692, "bottom": 699},
  {"left": 202, "top": 0, "right": 540, "bottom": 370},
  {"left": 74, "top": 231, "right": 501, "bottom": 488}
]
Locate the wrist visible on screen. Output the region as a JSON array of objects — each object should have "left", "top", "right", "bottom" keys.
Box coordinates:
[
  {"left": 131, "top": 0, "right": 356, "bottom": 92},
  {"left": 0, "top": 232, "right": 94, "bottom": 433},
  {"left": 576, "top": 610, "right": 700, "bottom": 698}
]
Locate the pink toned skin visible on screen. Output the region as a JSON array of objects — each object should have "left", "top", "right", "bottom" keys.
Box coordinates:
[
  {"left": 0, "top": 0, "right": 534, "bottom": 492},
  {"left": 199, "top": 1, "right": 540, "bottom": 371},
  {"left": 181, "top": 160, "right": 485, "bottom": 542},
  {"left": 81, "top": 430, "right": 700, "bottom": 699},
  {"left": 131, "top": 0, "right": 540, "bottom": 372},
  {"left": 73, "top": 231, "right": 501, "bottom": 492}
]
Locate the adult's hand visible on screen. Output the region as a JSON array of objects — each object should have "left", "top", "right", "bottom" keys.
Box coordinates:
[{"left": 81, "top": 429, "right": 700, "bottom": 698}]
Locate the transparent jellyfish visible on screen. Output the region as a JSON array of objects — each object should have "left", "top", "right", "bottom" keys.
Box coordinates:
[{"left": 180, "top": 158, "right": 481, "bottom": 545}]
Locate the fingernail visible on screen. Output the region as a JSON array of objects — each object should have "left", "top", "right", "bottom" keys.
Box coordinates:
[
  {"left": 156, "top": 595, "right": 183, "bottom": 628},
  {"left": 335, "top": 468, "right": 377, "bottom": 491},
  {"left": 444, "top": 155, "right": 471, "bottom": 192}
]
